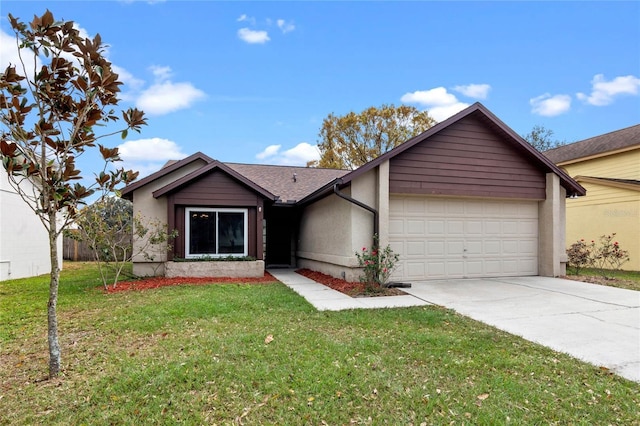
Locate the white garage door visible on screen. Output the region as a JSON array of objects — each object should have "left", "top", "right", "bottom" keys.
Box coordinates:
[{"left": 389, "top": 196, "right": 538, "bottom": 280}]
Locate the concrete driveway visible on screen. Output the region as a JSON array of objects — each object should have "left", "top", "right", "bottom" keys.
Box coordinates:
[{"left": 403, "top": 277, "right": 640, "bottom": 383}]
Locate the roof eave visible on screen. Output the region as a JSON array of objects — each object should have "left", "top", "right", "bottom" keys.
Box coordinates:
[
  {"left": 121, "top": 152, "right": 214, "bottom": 200},
  {"left": 152, "top": 160, "right": 277, "bottom": 200},
  {"left": 337, "top": 102, "right": 585, "bottom": 196}
]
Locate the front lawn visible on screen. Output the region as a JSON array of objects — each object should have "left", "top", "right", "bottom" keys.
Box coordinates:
[
  {"left": 565, "top": 268, "right": 640, "bottom": 291},
  {"left": 1, "top": 262, "right": 638, "bottom": 424}
]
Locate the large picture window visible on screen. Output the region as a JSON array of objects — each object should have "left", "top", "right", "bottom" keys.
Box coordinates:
[{"left": 185, "top": 208, "right": 248, "bottom": 258}]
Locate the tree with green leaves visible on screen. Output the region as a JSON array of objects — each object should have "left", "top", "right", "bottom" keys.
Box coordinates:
[
  {"left": 0, "top": 10, "right": 146, "bottom": 378},
  {"left": 75, "top": 197, "right": 177, "bottom": 289},
  {"left": 522, "top": 124, "right": 566, "bottom": 152},
  {"left": 311, "top": 104, "right": 436, "bottom": 170}
]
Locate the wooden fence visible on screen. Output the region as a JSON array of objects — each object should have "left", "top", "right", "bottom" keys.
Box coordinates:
[
  {"left": 63, "top": 233, "right": 95, "bottom": 261},
  {"left": 63, "top": 230, "right": 132, "bottom": 261}
]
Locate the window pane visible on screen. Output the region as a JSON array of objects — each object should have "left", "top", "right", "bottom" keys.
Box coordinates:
[
  {"left": 189, "top": 211, "right": 216, "bottom": 254},
  {"left": 218, "top": 212, "right": 245, "bottom": 254}
]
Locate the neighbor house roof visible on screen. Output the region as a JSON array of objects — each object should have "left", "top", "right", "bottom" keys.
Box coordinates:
[
  {"left": 574, "top": 176, "right": 640, "bottom": 192},
  {"left": 544, "top": 124, "right": 640, "bottom": 164}
]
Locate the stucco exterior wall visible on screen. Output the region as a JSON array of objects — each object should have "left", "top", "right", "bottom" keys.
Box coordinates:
[
  {"left": 131, "top": 160, "right": 207, "bottom": 277},
  {"left": 0, "top": 168, "right": 62, "bottom": 281},
  {"left": 538, "top": 173, "right": 567, "bottom": 277},
  {"left": 296, "top": 167, "right": 380, "bottom": 282},
  {"left": 560, "top": 150, "right": 640, "bottom": 271}
]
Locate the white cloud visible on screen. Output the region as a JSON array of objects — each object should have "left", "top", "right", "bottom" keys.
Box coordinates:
[
  {"left": 401, "top": 87, "right": 458, "bottom": 106},
  {"left": 256, "top": 143, "right": 319, "bottom": 166},
  {"left": 427, "top": 103, "right": 470, "bottom": 122},
  {"left": 256, "top": 144, "right": 282, "bottom": 160},
  {"left": 237, "top": 14, "right": 256, "bottom": 25},
  {"left": 0, "top": 29, "right": 40, "bottom": 74},
  {"left": 530, "top": 93, "right": 572, "bottom": 117},
  {"left": 117, "top": 137, "right": 187, "bottom": 177},
  {"left": 277, "top": 19, "right": 296, "bottom": 34},
  {"left": 149, "top": 65, "right": 173, "bottom": 82},
  {"left": 576, "top": 74, "right": 640, "bottom": 106},
  {"left": 238, "top": 28, "right": 270, "bottom": 44},
  {"left": 135, "top": 66, "right": 206, "bottom": 115},
  {"left": 453, "top": 83, "right": 491, "bottom": 99},
  {"left": 400, "top": 87, "right": 470, "bottom": 121}
]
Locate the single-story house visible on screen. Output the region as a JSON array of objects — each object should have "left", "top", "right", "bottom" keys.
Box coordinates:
[
  {"left": 544, "top": 124, "right": 640, "bottom": 271},
  {"left": 122, "top": 102, "right": 585, "bottom": 281},
  {"left": 0, "top": 167, "right": 62, "bottom": 281}
]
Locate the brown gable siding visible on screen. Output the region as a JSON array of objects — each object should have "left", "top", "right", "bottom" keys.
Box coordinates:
[
  {"left": 167, "top": 171, "right": 264, "bottom": 259},
  {"left": 171, "top": 171, "right": 262, "bottom": 206},
  {"left": 389, "top": 115, "right": 546, "bottom": 199}
]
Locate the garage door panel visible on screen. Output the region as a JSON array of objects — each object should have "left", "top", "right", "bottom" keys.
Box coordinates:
[
  {"left": 389, "top": 219, "right": 404, "bottom": 234},
  {"left": 406, "top": 199, "right": 425, "bottom": 213},
  {"left": 485, "top": 240, "right": 501, "bottom": 254},
  {"left": 466, "top": 220, "right": 483, "bottom": 234},
  {"left": 390, "top": 196, "right": 538, "bottom": 280},
  {"left": 502, "top": 221, "right": 519, "bottom": 234},
  {"left": 519, "top": 239, "right": 538, "bottom": 255},
  {"left": 406, "top": 241, "right": 425, "bottom": 256},
  {"left": 427, "top": 241, "right": 445, "bottom": 255},
  {"left": 518, "top": 220, "right": 538, "bottom": 234},
  {"left": 448, "top": 221, "right": 464, "bottom": 235},
  {"left": 447, "top": 240, "right": 464, "bottom": 255},
  {"left": 406, "top": 262, "right": 425, "bottom": 278},
  {"left": 466, "top": 240, "right": 483, "bottom": 254},
  {"left": 407, "top": 220, "right": 425, "bottom": 235},
  {"left": 427, "top": 220, "right": 445, "bottom": 234},
  {"left": 485, "top": 220, "right": 502, "bottom": 235}
]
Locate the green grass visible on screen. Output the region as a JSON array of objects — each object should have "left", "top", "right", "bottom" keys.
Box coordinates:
[
  {"left": 1, "top": 262, "right": 639, "bottom": 425},
  {"left": 566, "top": 267, "right": 640, "bottom": 291}
]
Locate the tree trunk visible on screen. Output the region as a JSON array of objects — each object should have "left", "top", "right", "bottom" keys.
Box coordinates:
[{"left": 47, "top": 211, "right": 61, "bottom": 378}]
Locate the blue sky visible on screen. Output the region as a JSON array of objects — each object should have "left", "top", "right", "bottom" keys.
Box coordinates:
[{"left": 1, "top": 1, "right": 639, "bottom": 178}]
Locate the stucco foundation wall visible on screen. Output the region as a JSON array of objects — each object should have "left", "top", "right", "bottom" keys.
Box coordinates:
[
  {"left": 133, "top": 262, "right": 165, "bottom": 278},
  {"left": 165, "top": 260, "right": 264, "bottom": 278},
  {"left": 297, "top": 258, "right": 362, "bottom": 283}
]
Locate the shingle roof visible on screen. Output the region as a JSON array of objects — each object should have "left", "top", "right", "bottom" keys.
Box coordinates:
[
  {"left": 226, "top": 163, "right": 349, "bottom": 203},
  {"left": 544, "top": 124, "right": 640, "bottom": 164}
]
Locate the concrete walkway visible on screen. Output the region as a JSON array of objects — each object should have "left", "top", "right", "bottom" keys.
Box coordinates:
[
  {"left": 270, "top": 269, "right": 640, "bottom": 383},
  {"left": 268, "top": 269, "right": 429, "bottom": 311}
]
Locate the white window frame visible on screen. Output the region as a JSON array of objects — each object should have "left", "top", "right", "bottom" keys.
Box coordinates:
[{"left": 185, "top": 207, "right": 248, "bottom": 258}]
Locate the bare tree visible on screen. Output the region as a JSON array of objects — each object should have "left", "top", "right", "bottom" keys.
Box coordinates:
[{"left": 522, "top": 124, "right": 566, "bottom": 152}]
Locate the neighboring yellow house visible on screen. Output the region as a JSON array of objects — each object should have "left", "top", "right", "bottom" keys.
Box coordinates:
[{"left": 545, "top": 124, "right": 640, "bottom": 271}]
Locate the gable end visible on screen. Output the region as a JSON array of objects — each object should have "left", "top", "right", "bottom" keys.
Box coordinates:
[{"left": 389, "top": 113, "right": 547, "bottom": 199}]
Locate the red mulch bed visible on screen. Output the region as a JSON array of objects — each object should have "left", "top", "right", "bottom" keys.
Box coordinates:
[
  {"left": 106, "top": 272, "right": 277, "bottom": 293},
  {"left": 296, "top": 268, "right": 365, "bottom": 295},
  {"left": 296, "top": 268, "right": 405, "bottom": 297}
]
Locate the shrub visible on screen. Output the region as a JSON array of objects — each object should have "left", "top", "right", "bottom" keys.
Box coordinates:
[
  {"left": 566, "top": 239, "right": 592, "bottom": 275},
  {"left": 591, "top": 234, "right": 630, "bottom": 279},
  {"left": 355, "top": 235, "right": 399, "bottom": 292},
  {"left": 566, "top": 233, "right": 630, "bottom": 278}
]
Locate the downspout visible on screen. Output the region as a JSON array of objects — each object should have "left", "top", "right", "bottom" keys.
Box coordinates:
[{"left": 332, "top": 179, "right": 379, "bottom": 243}]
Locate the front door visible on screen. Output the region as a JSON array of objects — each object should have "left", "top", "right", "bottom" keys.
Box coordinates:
[{"left": 265, "top": 207, "right": 297, "bottom": 267}]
